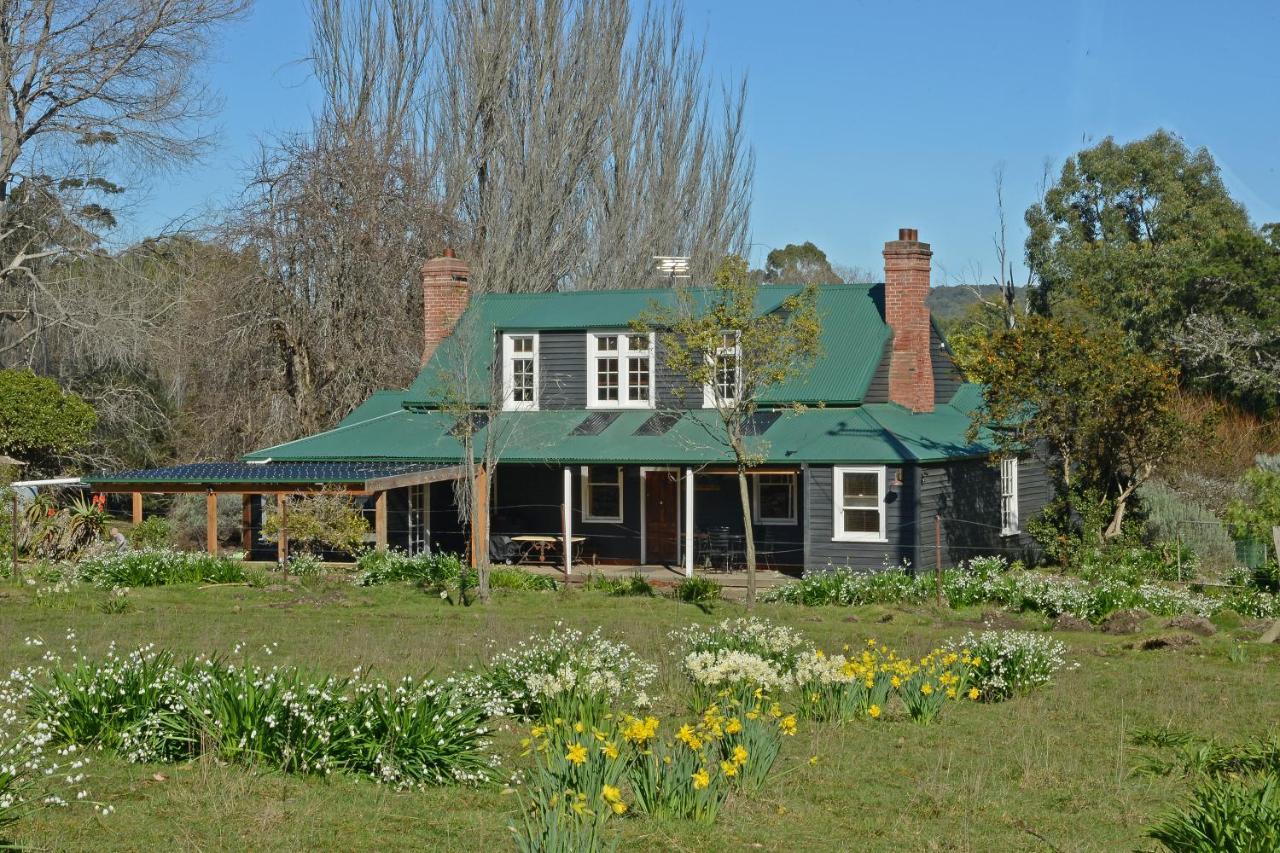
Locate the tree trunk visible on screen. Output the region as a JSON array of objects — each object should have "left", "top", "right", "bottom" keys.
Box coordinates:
[
  {"left": 737, "top": 465, "right": 757, "bottom": 608},
  {"left": 1103, "top": 481, "right": 1139, "bottom": 540}
]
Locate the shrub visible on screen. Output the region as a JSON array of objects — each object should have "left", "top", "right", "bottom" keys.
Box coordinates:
[
  {"left": 74, "top": 548, "right": 245, "bottom": 587},
  {"left": 261, "top": 493, "right": 370, "bottom": 555},
  {"left": 126, "top": 516, "right": 171, "bottom": 550},
  {"left": 355, "top": 550, "right": 467, "bottom": 589},
  {"left": 168, "top": 494, "right": 242, "bottom": 550},
  {"left": 946, "top": 630, "right": 1071, "bottom": 701},
  {"left": 585, "top": 573, "right": 655, "bottom": 597},
  {"left": 1147, "top": 774, "right": 1280, "bottom": 852},
  {"left": 1139, "top": 480, "right": 1237, "bottom": 571},
  {"left": 482, "top": 624, "right": 657, "bottom": 724},
  {"left": 672, "top": 575, "right": 722, "bottom": 605}
]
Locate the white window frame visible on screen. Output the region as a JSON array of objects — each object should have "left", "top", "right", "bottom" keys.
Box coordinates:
[
  {"left": 587, "top": 331, "right": 654, "bottom": 409},
  {"left": 580, "top": 465, "right": 625, "bottom": 523},
  {"left": 502, "top": 332, "right": 539, "bottom": 411},
  {"left": 703, "top": 330, "right": 742, "bottom": 408},
  {"left": 752, "top": 472, "right": 797, "bottom": 525},
  {"left": 1000, "top": 457, "right": 1020, "bottom": 535},
  {"left": 832, "top": 465, "right": 887, "bottom": 542}
]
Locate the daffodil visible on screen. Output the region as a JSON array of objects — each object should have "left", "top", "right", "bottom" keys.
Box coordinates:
[
  {"left": 565, "top": 743, "right": 588, "bottom": 765},
  {"left": 868, "top": 704, "right": 881, "bottom": 718},
  {"left": 692, "top": 768, "right": 710, "bottom": 790},
  {"left": 732, "top": 745, "right": 748, "bottom": 764},
  {"left": 602, "top": 784, "right": 622, "bottom": 803}
]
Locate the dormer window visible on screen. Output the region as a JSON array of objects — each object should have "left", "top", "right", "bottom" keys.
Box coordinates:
[
  {"left": 704, "top": 331, "right": 741, "bottom": 407},
  {"left": 502, "top": 333, "right": 539, "bottom": 410},
  {"left": 589, "top": 331, "right": 653, "bottom": 408}
]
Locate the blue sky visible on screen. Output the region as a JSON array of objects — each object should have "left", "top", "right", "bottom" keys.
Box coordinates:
[{"left": 140, "top": 0, "right": 1280, "bottom": 283}]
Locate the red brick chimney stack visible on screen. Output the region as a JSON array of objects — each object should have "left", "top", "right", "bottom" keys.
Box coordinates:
[
  {"left": 421, "top": 248, "right": 471, "bottom": 366},
  {"left": 883, "top": 228, "right": 935, "bottom": 413}
]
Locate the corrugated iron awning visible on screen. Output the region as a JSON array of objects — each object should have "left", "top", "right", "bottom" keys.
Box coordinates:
[{"left": 84, "top": 461, "right": 467, "bottom": 493}]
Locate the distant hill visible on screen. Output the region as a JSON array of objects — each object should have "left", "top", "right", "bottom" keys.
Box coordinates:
[{"left": 927, "top": 284, "right": 1028, "bottom": 329}]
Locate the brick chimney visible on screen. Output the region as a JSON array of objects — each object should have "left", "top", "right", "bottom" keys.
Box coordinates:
[
  {"left": 421, "top": 248, "right": 470, "bottom": 366},
  {"left": 883, "top": 228, "right": 934, "bottom": 412}
]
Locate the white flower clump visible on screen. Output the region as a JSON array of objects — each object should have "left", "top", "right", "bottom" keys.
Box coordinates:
[
  {"left": 946, "top": 630, "right": 1074, "bottom": 701},
  {"left": 682, "top": 650, "right": 785, "bottom": 691},
  {"left": 483, "top": 623, "right": 657, "bottom": 714}
]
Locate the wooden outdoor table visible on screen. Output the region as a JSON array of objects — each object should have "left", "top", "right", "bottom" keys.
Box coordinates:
[{"left": 510, "top": 534, "right": 586, "bottom": 564}]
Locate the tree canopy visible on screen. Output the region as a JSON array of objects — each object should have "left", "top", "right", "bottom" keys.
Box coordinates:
[
  {"left": 763, "top": 241, "right": 842, "bottom": 284},
  {"left": 0, "top": 369, "right": 96, "bottom": 472},
  {"left": 955, "top": 316, "right": 1187, "bottom": 543},
  {"left": 1025, "top": 129, "right": 1280, "bottom": 410}
]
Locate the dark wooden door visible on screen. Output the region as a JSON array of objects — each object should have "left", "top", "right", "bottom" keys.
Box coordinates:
[{"left": 645, "top": 471, "right": 679, "bottom": 564}]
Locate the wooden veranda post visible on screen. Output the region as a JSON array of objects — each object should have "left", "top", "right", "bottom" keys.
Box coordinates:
[
  {"left": 276, "top": 494, "right": 288, "bottom": 567},
  {"left": 241, "top": 495, "right": 252, "bottom": 554},
  {"left": 374, "top": 491, "right": 388, "bottom": 551},
  {"left": 205, "top": 492, "right": 219, "bottom": 556},
  {"left": 131, "top": 492, "right": 143, "bottom": 525}
]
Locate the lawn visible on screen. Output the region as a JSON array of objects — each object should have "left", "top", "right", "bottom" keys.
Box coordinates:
[{"left": 1, "top": 578, "right": 1277, "bottom": 851}]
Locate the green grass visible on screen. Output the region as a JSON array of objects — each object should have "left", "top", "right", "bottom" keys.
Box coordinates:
[{"left": 2, "top": 578, "right": 1278, "bottom": 851}]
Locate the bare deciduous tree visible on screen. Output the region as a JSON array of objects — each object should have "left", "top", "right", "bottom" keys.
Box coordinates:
[{"left": 0, "top": 0, "right": 250, "bottom": 341}]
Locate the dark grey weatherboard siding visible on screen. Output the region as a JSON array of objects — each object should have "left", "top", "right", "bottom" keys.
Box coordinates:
[
  {"left": 930, "top": 323, "right": 965, "bottom": 404},
  {"left": 806, "top": 465, "right": 916, "bottom": 569},
  {"left": 914, "top": 456, "right": 1053, "bottom": 569},
  {"left": 539, "top": 331, "right": 588, "bottom": 408}
]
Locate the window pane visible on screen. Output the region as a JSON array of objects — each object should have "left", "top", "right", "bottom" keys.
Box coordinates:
[
  {"left": 628, "top": 356, "right": 650, "bottom": 400},
  {"left": 513, "top": 357, "right": 534, "bottom": 401},
  {"left": 843, "top": 509, "right": 879, "bottom": 533},
  {"left": 590, "top": 485, "right": 620, "bottom": 519},
  {"left": 512, "top": 336, "right": 533, "bottom": 353},
  {"left": 758, "top": 475, "right": 793, "bottom": 520},
  {"left": 627, "top": 334, "right": 649, "bottom": 352},
  {"left": 588, "top": 466, "right": 618, "bottom": 486},
  {"left": 842, "top": 471, "right": 877, "bottom": 498},
  {"left": 597, "top": 357, "right": 618, "bottom": 400},
  {"left": 597, "top": 335, "right": 618, "bottom": 352}
]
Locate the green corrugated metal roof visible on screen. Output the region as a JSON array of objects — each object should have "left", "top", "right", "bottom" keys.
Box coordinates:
[
  {"left": 336, "top": 390, "right": 408, "bottom": 428},
  {"left": 244, "top": 386, "right": 996, "bottom": 466},
  {"left": 407, "top": 283, "right": 889, "bottom": 406},
  {"left": 759, "top": 285, "right": 889, "bottom": 405}
]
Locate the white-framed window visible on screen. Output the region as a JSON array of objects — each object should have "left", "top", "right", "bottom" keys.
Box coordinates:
[
  {"left": 408, "top": 484, "right": 430, "bottom": 555},
  {"left": 581, "top": 465, "right": 624, "bottom": 522},
  {"left": 588, "top": 331, "right": 653, "bottom": 408},
  {"left": 502, "top": 333, "right": 539, "bottom": 411},
  {"left": 703, "top": 330, "right": 741, "bottom": 407},
  {"left": 752, "top": 473, "right": 797, "bottom": 525},
  {"left": 833, "top": 465, "right": 886, "bottom": 542},
  {"left": 1000, "top": 457, "right": 1020, "bottom": 535}
]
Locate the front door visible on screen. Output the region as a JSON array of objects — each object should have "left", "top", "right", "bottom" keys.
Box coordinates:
[{"left": 644, "top": 471, "right": 679, "bottom": 564}]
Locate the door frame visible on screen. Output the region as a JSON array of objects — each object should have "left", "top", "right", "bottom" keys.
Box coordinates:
[{"left": 639, "top": 466, "right": 682, "bottom": 565}]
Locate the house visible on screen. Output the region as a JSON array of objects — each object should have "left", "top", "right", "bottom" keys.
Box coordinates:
[{"left": 86, "top": 229, "right": 1051, "bottom": 574}]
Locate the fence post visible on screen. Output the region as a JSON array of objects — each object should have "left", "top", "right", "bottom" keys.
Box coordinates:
[
  {"left": 934, "top": 515, "right": 943, "bottom": 608},
  {"left": 1176, "top": 528, "right": 1182, "bottom": 582}
]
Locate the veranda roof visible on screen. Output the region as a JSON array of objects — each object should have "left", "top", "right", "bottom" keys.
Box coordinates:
[
  {"left": 241, "top": 390, "right": 995, "bottom": 467},
  {"left": 85, "top": 461, "right": 466, "bottom": 493}
]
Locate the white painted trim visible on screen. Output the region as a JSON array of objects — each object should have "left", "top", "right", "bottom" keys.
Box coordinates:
[
  {"left": 1000, "top": 456, "right": 1020, "bottom": 535},
  {"left": 684, "top": 467, "right": 694, "bottom": 577},
  {"left": 580, "top": 465, "right": 624, "bottom": 523},
  {"left": 639, "top": 466, "right": 682, "bottom": 566},
  {"left": 832, "top": 465, "right": 887, "bottom": 543},
  {"left": 13, "top": 477, "right": 82, "bottom": 488},
  {"left": 502, "top": 332, "right": 540, "bottom": 411},
  {"left": 585, "top": 330, "right": 655, "bottom": 409},
  {"left": 562, "top": 466, "right": 573, "bottom": 575},
  {"left": 702, "top": 330, "right": 742, "bottom": 408},
  {"left": 752, "top": 472, "right": 798, "bottom": 526}
]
